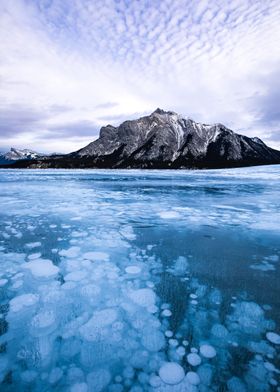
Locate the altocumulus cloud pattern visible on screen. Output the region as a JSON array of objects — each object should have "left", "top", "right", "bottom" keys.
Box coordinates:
[{"left": 0, "top": 0, "right": 280, "bottom": 152}]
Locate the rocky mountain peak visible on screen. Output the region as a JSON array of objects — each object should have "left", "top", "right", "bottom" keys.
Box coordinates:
[
  {"left": 152, "top": 108, "right": 178, "bottom": 116},
  {"left": 70, "top": 109, "right": 280, "bottom": 169}
]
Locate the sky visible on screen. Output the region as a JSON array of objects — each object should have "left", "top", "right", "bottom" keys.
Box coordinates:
[{"left": 0, "top": 0, "right": 280, "bottom": 153}]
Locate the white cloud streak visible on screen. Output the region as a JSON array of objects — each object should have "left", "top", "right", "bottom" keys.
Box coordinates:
[{"left": 0, "top": 0, "right": 280, "bottom": 152}]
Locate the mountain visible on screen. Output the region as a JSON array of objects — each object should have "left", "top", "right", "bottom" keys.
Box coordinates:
[
  {"left": 2, "top": 109, "right": 280, "bottom": 169},
  {"left": 0, "top": 148, "right": 43, "bottom": 165}
]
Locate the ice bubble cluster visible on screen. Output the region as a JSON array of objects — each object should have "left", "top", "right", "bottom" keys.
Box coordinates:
[
  {"left": 2, "top": 229, "right": 201, "bottom": 391},
  {"left": 79, "top": 308, "right": 118, "bottom": 342},
  {"left": 0, "top": 199, "right": 279, "bottom": 391},
  {"left": 9, "top": 293, "right": 39, "bottom": 313},
  {"left": 250, "top": 254, "right": 279, "bottom": 272}
]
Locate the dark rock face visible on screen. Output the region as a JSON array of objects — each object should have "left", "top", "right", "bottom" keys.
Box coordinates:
[{"left": 3, "top": 109, "right": 280, "bottom": 169}]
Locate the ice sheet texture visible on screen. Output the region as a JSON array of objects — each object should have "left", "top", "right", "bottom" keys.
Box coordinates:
[{"left": 0, "top": 166, "right": 279, "bottom": 391}]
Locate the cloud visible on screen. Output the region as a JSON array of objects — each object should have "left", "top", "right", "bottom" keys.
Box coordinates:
[
  {"left": 47, "top": 120, "right": 99, "bottom": 139},
  {"left": 0, "top": 104, "right": 100, "bottom": 152},
  {"left": 251, "top": 72, "right": 280, "bottom": 128},
  {"left": 0, "top": 105, "right": 48, "bottom": 136},
  {"left": 238, "top": 68, "right": 280, "bottom": 148},
  {"left": 96, "top": 111, "right": 148, "bottom": 125},
  {"left": 94, "top": 102, "right": 119, "bottom": 109},
  {"left": 0, "top": 0, "right": 279, "bottom": 152}
]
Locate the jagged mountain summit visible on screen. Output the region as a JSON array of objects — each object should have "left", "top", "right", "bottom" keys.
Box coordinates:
[
  {"left": 3, "top": 109, "right": 280, "bottom": 169},
  {"left": 73, "top": 108, "right": 280, "bottom": 168}
]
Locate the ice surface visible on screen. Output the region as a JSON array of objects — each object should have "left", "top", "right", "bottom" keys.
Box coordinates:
[
  {"left": 21, "top": 370, "right": 37, "bottom": 383},
  {"left": 25, "top": 241, "right": 41, "bottom": 249},
  {"left": 64, "top": 270, "right": 87, "bottom": 281},
  {"left": 70, "top": 383, "right": 88, "bottom": 392},
  {"left": 128, "top": 288, "right": 156, "bottom": 308},
  {"left": 22, "top": 259, "right": 59, "bottom": 279},
  {"left": 48, "top": 367, "right": 63, "bottom": 384},
  {"left": 30, "top": 310, "right": 57, "bottom": 337},
  {"left": 9, "top": 293, "right": 39, "bottom": 312},
  {"left": 266, "top": 332, "right": 280, "bottom": 345},
  {"left": 227, "top": 301, "right": 270, "bottom": 335},
  {"left": 158, "top": 211, "right": 180, "bottom": 219},
  {"left": 187, "top": 353, "right": 202, "bottom": 366},
  {"left": 211, "top": 323, "right": 229, "bottom": 339},
  {"left": 28, "top": 252, "right": 42, "bottom": 260},
  {"left": 0, "top": 167, "right": 279, "bottom": 391},
  {"left": 79, "top": 309, "right": 118, "bottom": 341},
  {"left": 250, "top": 260, "right": 275, "bottom": 271},
  {"left": 176, "top": 347, "right": 186, "bottom": 357},
  {"left": 141, "top": 328, "right": 165, "bottom": 351},
  {"left": 0, "top": 278, "right": 8, "bottom": 287},
  {"left": 87, "top": 369, "right": 111, "bottom": 392},
  {"left": 158, "top": 363, "right": 185, "bottom": 385},
  {"left": 149, "top": 375, "right": 162, "bottom": 387},
  {"left": 125, "top": 265, "right": 141, "bottom": 274},
  {"left": 83, "top": 251, "right": 109, "bottom": 261},
  {"left": 186, "top": 372, "right": 200, "bottom": 385},
  {"left": 162, "top": 309, "right": 172, "bottom": 317},
  {"left": 199, "top": 344, "right": 216, "bottom": 358},
  {"left": 227, "top": 377, "right": 247, "bottom": 392},
  {"left": 59, "top": 246, "right": 80, "bottom": 258}
]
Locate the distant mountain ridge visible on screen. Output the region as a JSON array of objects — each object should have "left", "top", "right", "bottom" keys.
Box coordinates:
[
  {"left": 2, "top": 109, "right": 280, "bottom": 169},
  {"left": 0, "top": 148, "right": 44, "bottom": 165},
  {"left": 0, "top": 148, "right": 61, "bottom": 165}
]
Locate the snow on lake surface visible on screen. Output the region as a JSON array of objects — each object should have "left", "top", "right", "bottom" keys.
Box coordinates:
[{"left": 0, "top": 165, "right": 279, "bottom": 391}]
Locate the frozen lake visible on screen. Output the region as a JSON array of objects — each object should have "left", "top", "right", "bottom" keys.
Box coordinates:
[{"left": 0, "top": 166, "right": 280, "bottom": 391}]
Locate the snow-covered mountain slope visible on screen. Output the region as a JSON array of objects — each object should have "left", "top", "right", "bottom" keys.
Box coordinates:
[{"left": 0, "top": 148, "right": 43, "bottom": 165}]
